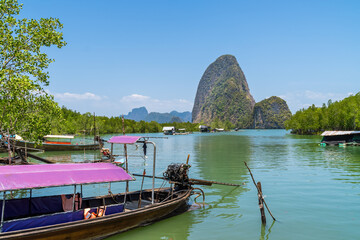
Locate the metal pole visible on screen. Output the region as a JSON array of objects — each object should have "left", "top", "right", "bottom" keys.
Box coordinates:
[
  {"left": 147, "top": 141, "right": 156, "bottom": 204},
  {"left": 125, "top": 144, "right": 129, "bottom": 192},
  {"left": 93, "top": 112, "right": 96, "bottom": 145},
  {"left": 72, "top": 185, "right": 76, "bottom": 212},
  {"left": 0, "top": 191, "right": 6, "bottom": 233},
  {"left": 110, "top": 143, "right": 113, "bottom": 159},
  {"left": 29, "top": 189, "right": 32, "bottom": 215}
]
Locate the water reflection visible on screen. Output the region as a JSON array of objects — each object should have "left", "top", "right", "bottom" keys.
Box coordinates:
[
  {"left": 260, "top": 220, "right": 275, "bottom": 240},
  {"left": 107, "top": 197, "right": 198, "bottom": 240},
  {"left": 3, "top": 131, "right": 360, "bottom": 239},
  {"left": 185, "top": 134, "right": 251, "bottom": 239},
  {"left": 193, "top": 134, "right": 251, "bottom": 184},
  {"left": 286, "top": 134, "right": 360, "bottom": 184}
]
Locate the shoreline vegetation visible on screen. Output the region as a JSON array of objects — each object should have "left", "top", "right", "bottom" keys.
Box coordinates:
[
  {"left": 51, "top": 107, "right": 248, "bottom": 135},
  {"left": 285, "top": 93, "right": 360, "bottom": 135},
  {"left": 51, "top": 107, "right": 201, "bottom": 135}
]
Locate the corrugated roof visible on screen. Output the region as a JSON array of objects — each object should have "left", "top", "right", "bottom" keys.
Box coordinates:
[
  {"left": 321, "top": 131, "right": 360, "bottom": 136},
  {"left": 162, "top": 126, "right": 175, "bottom": 131}
]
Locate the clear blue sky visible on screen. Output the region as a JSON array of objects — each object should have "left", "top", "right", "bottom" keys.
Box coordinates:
[{"left": 20, "top": 0, "right": 360, "bottom": 116}]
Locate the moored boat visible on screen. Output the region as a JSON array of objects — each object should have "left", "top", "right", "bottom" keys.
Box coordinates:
[
  {"left": 162, "top": 126, "right": 175, "bottom": 135},
  {"left": 0, "top": 136, "right": 196, "bottom": 239},
  {"left": 14, "top": 135, "right": 103, "bottom": 151}
]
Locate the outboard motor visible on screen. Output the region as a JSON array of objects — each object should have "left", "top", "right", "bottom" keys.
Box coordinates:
[{"left": 163, "top": 163, "right": 191, "bottom": 190}]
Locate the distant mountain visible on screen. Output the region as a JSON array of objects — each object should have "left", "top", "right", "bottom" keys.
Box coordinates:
[
  {"left": 252, "top": 96, "right": 292, "bottom": 129},
  {"left": 124, "top": 107, "right": 191, "bottom": 123},
  {"left": 124, "top": 107, "right": 148, "bottom": 122},
  {"left": 170, "top": 111, "right": 192, "bottom": 122},
  {"left": 192, "top": 55, "right": 255, "bottom": 127},
  {"left": 145, "top": 113, "right": 182, "bottom": 123}
]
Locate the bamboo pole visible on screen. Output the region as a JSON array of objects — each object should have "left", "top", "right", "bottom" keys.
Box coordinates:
[
  {"left": 244, "top": 161, "right": 276, "bottom": 221},
  {"left": 257, "top": 182, "right": 266, "bottom": 224},
  {"left": 132, "top": 174, "right": 242, "bottom": 187}
]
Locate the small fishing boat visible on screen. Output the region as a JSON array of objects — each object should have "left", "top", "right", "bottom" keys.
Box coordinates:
[
  {"left": 0, "top": 136, "right": 196, "bottom": 239},
  {"left": 14, "top": 135, "right": 103, "bottom": 151}
]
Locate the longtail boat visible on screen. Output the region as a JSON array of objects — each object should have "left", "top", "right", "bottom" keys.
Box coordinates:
[
  {"left": 0, "top": 136, "right": 197, "bottom": 239},
  {"left": 14, "top": 135, "right": 103, "bottom": 151}
]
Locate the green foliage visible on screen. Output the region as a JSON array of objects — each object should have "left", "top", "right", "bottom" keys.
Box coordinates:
[
  {"left": 193, "top": 54, "right": 255, "bottom": 128},
  {"left": 0, "top": 0, "right": 66, "bottom": 143},
  {"left": 253, "top": 96, "right": 292, "bottom": 129},
  {"left": 201, "top": 75, "right": 254, "bottom": 128},
  {"left": 51, "top": 107, "right": 200, "bottom": 135},
  {"left": 285, "top": 93, "right": 360, "bottom": 134}
]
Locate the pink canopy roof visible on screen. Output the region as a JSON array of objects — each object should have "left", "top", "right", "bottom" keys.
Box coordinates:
[
  {"left": 0, "top": 163, "right": 134, "bottom": 191},
  {"left": 108, "top": 136, "right": 142, "bottom": 144}
]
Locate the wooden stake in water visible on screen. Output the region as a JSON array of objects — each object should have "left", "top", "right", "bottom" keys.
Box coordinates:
[
  {"left": 257, "top": 182, "right": 266, "bottom": 224},
  {"left": 244, "top": 161, "right": 276, "bottom": 222}
]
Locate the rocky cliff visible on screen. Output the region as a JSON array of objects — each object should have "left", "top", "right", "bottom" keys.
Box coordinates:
[
  {"left": 192, "top": 55, "right": 255, "bottom": 127},
  {"left": 145, "top": 112, "right": 182, "bottom": 123},
  {"left": 170, "top": 111, "right": 192, "bottom": 122},
  {"left": 252, "top": 96, "right": 292, "bottom": 129}
]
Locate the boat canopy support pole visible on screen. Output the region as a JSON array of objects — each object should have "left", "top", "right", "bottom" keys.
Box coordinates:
[
  {"left": 72, "top": 185, "right": 76, "bottom": 212},
  {"left": 125, "top": 144, "right": 129, "bottom": 193},
  {"left": 0, "top": 191, "right": 6, "bottom": 233},
  {"left": 29, "top": 189, "right": 32, "bottom": 216},
  {"left": 146, "top": 141, "right": 156, "bottom": 204}
]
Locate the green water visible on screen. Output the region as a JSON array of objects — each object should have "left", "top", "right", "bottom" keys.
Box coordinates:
[{"left": 8, "top": 130, "right": 360, "bottom": 239}]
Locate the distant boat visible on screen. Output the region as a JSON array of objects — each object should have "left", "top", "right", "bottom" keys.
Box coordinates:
[
  {"left": 199, "top": 125, "right": 211, "bottom": 132},
  {"left": 14, "top": 135, "right": 103, "bottom": 151},
  {"left": 162, "top": 126, "right": 175, "bottom": 135},
  {"left": 212, "top": 128, "right": 225, "bottom": 132},
  {"left": 320, "top": 131, "right": 360, "bottom": 146},
  {"left": 174, "top": 128, "right": 190, "bottom": 135}
]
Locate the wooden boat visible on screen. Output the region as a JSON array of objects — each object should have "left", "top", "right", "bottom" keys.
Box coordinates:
[
  {"left": 0, "top": 136, "right": 195, "bottom": 239},
  {"left": 14, "top": 135, "right": 103, "bottom": 151},
  {"left": 0, "top": 186, "right": 192, "bottom": 239}
]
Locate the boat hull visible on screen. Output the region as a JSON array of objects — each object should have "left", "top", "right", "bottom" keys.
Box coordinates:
[
  {"left": 0, "top": 189, "right": 192, "bottom": 240},
  {"left": 14, "top": 140, "right": 101, "bottom": 151}
]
